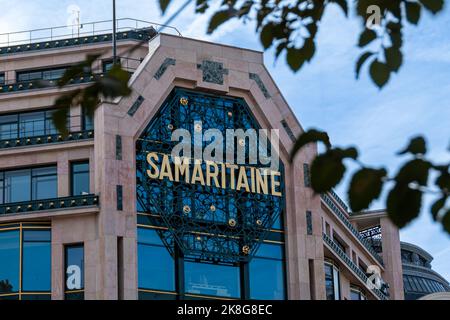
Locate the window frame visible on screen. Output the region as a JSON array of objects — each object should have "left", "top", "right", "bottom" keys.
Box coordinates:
[
  {"left": 64, "top": 243, "right": 85, "bottom": 300},
  {"left": 0, "top": 165, "right": 57, "bottom": 205},
  {"left": 0, "top": 223, "right": 51, "bottom": 300},
  {"left": 70, "top": 161, "right": 90, "bottom": 196}
]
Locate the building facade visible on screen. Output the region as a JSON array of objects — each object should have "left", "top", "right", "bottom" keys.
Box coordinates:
[
  {"left": 0, "top": 19, "right": 404, "bottom": 300},
  {"left": 401, "top": 242, "right": 450, "bottom": 300}
]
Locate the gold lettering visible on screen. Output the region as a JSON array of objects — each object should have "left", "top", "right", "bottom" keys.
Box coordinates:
[
  {"left": 226, "top": 164, "right": 238, "bottom": 190},
  {"left": 146, "top": 152, "right": 160, "bottom": 179},
  {"left": 255, "top": 169, "right": 269, "bottom": 195},
  {"left": 206, "top": 161, "right": 220, "bottom": 188},
  {"left": 191, "top": 161, "right": 205, "bottom": 185},
  {"left": 174, "top": 156, "right": 190, "bottom": 183},
  {"left": 271, "top": 171, "right": 282, "bottom": 197},
  {"left": 236, "top": 166, "right": 250, "bottom": 192},
  {"left": 159, "top": 154, "right": 173, "bottom": 181}
]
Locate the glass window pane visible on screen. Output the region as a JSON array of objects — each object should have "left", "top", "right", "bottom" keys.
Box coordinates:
[
  {"left": 254, "top": 244, "right": 283, "bottom": 260},
  {"left": 138, "top": 243, "right": 175, "bottom": 291},
  {"left": 65, "top": 245, "right": 84, "bottom": 294},
  {"left": 0, "top": 174, "right": 3, "bottom": 204},
  {"left": 71, "top": 162, "right": 90, "bottom": 196},
  {"left": 324, "top": 263, "right": 335, "bottom": 300},
  {"left": 138, "top": 228, "right": 164, "bottom": 246},
  {"left": 19, "top": 112, "right": 45, "bottom": 137},
  {"left": 4, "top": 169, "right": 31, "bottom": 203},
  {"left": 32, "top": 171, "right": 57, "bottom": 200},
  {"left": 0, "top": 114, "right": 18, "bottom": 140},
  {"left": 22, "top": 230, "right": 51, "bottom": 292},
  {"left": 350, "top": 290, "right": 361, "bottom": 300},
  {"left": 184, "top": 261, "right": 240, "bottom": 298},
  {"left": 0, "top": 230, "right": 20, "bottom": 294},
  {"left": 249, "top": 258, "right": 285, "bottom": 299}
]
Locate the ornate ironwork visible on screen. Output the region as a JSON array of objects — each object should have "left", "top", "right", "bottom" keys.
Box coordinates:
[
  {"left": 0, "top": 194, "right": 99, "bottom": 215},
  {"left": 128, "top": 95, "right": 145, "bottom": 116},
  {"left": 136, "top": 88, "right": 285, "bottom": 264},
  {"left": 249, "top": 73, "right": 270, "bottom": 98},
  {"left": 154, "top": 58, "right": 176, "bottom": 80},
  {"left": 0, "top": 130, "right": 94, "bottom": 150},
  {"left": 197, "top": 60, "right": 229, "bottom": 85}
]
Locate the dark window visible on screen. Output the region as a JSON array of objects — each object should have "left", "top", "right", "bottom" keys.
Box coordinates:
[
  {"left": 82, "top": 107, "right": 94, "bottom": 131},
  {"left": 102, "top": 60, "right": 114, "bottom": 73},
  {"left": 350, "top": 288, "right": 365, "bottom": 300},
  {"left": 22, "top": 230, "right": 51, "bottom": 292},
  {"left": 137, "top": 228, "right": 175, "bottom": 292},
  {"left": 0, "top": 73, "right": 5, "bottom": 85},
  {"left": 249, "top": 244, "right": 285, "bottom": 299},
  {"left": 324, "top": 262, "right": 340, "bottom": 300},
  {"left": 17, "top": 67, "right": 68, "bottom": 82},
  {"left": 71, "top": 162, "right": 90, "bottom": 196},
  {"left": 184, "top": 261, "right": 240, "bottom": 298},
  {"left": 0, "top": 114, "right": 18, "bottom": 140},
  {"left": 0, "top": 109, "right": 68, "bottom": 140},
  {"left": 0, "top": 166, "right": 57, "bottom": 204},
  {"left": 65, "top": 244, "right": 84, "bottom": 300},
  {"left": 31, "top": 167, "right": 58, "bottom": 200}
]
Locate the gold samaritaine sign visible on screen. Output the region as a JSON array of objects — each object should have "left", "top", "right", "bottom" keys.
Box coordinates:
[{"left": 146, "top": 152, "right": 282, "bottom": 197}]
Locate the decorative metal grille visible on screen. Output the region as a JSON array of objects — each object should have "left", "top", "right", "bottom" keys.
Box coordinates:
[{"left": 136, "top": 88, "right": 285, "bottom": 264}]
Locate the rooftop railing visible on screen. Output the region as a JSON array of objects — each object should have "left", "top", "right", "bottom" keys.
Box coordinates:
[
  {"left": 0, "top": 18, "right": 181, "bottom": 48},
  {"left": 0, "top": 56, "right": 142, "bottom": 94}
]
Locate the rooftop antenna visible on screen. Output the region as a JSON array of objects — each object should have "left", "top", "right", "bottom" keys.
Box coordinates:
[{"left": 112, "top": 0, "right": 117, "bottom": 64}]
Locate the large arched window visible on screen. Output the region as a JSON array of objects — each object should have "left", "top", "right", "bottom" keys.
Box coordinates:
[{"left": 136, "top": 88, "right": 286, "bottom": 300}]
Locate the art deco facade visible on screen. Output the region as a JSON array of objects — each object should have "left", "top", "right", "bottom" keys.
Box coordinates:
[{"left": 0, "top": 19, "right": 404, "bottom": 300}]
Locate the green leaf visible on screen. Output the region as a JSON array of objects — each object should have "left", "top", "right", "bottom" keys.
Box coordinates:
[
  {"left": 355, "top": 51, "right": 375, "bottom": 79},
  {"left": 310, "top": 151, "right": 346, "bottom": 194},
  {"left": 303, "top": 38, "right": 316, "bottom": 62},
  {"left": 286, "top": 47, "right": 304, "bottom": 71},
  {"left": 398, "top": 136, "right": 427, "bottom": 155},
  {"left": 395, "top": 159, "right": 431, "bottom": 186},
  {"left": 290, "top": 129, "right": 331, "bottom": 162},
  {"left": 310, "top": 147, "right": 358, "bottom": 193},
  {"left": 431, "top": 197, "right": 447, "bottom": 220},
  {"left": 370, "top": 59, "right": 390, "bottom": 88},
  {"left": 387, "top": 184, "right": 422, "bottom": 228},
  {"left": 435, "top": 170, "right": 450, "bottom": 190},
  {"left": 358, "top": 29, "right": 377, "bottom": 47},
  {"left": 348, "top": 167, "right": 387, "bottom": 212},
  {"left": 419, "top": 0, "right": 444, "bottom": 14},
  {"left": 51, "top": 104, "right": 71, "bottom": 137},
  {"left": 443, "top": 210, "right": 450, "bottom": 233},
  {"left": 159, "top": 0, "right": 171, "bottom": 14},
  {"left": 260, "top": 23, "right": 275, "bottom": 49},
  {"left": 385, "top": 46, "right": 403, "bottom": 72},
  {"left": 405, "top": 2, "right": 422, "bottom": 24},
  {"left": 207, "top": 10, "right": 234, "bottom": 34}
]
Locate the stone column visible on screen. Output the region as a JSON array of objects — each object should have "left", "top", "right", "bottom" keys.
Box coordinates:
[{"left": 380, "top": 217, "right": 404, "bottom": 300}]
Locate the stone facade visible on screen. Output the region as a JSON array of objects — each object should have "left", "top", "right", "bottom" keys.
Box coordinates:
[{"left": 0, "top": 27, "right": 405, "bottom": 300}]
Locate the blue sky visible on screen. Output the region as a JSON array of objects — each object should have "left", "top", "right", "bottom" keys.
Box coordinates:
[{"left": 1, "top": 0, "right": 449, "bottom": 280}]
